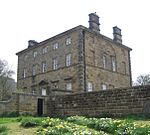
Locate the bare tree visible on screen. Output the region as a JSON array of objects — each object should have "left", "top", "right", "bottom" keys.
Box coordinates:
[
  {"left": 0, "top": 59, "right": 15, "bottom": 100},
  {"left": 135, "top": 74, "right": 150, "bottom": 86}
]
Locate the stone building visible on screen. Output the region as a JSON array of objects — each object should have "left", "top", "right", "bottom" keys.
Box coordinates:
[{"left": 16, "top": 13, "right": 132, "bottom": 95}]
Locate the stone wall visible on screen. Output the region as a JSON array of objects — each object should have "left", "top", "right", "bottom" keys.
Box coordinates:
[
  {"left": 0, "top": 92, "right": 48, "bottom": 116},
  {"left": 0, "top": 96, "right": 16, "bottom": 115},
  {"left": 84, "top": 31, "right": 132, "bottom": 90},
  {"left": 1, "top": 86, "right": 150, "bottom": 117},
  {"left": 48, "top": 86, "right": 150, "bottom": 117},
  {"left": 17, "top": 27, "right": 81, "bottom": 93}
]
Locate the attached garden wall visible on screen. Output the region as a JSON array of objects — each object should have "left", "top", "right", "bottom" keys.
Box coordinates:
[
  {"left": 48, "top": 86, "right": 150, "bottom": 117},
  {"left": 0, "top": 86, "right": 150, "bottom": 117},
  {"left": 0, "top": 92, "right": 48, "bottom": 116}
]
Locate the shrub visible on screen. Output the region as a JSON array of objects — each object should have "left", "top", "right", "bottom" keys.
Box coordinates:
[
  {"left": 0, "top": 112, "right": 19, "bottom": 117},
  {"left": 20, "top": 117, "right": 42, "bottom": 128},
  {"left": 132, "top": 126, "right": 150, "bottom": 135}
]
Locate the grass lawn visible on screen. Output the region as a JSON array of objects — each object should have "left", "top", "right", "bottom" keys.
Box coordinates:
[
  {"left": 1, "top": 122, "right": 37, "bottom": 135},
  {"left": 0, "top": 117, "right": 38, "bottom": 135},
  {"left": 0, "top": 116, "right": 150, "bottom": 135}
]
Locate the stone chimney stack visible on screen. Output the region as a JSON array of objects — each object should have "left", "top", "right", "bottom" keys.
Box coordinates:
[
  {"left": 113, "top": 26, "right": 122, "bottom": 44},
  {"left": 89, "top": 13, "right": 100, "bottom": 33},
  {"left": 28, "top": 40, "right": 38, "bottom": 48}
]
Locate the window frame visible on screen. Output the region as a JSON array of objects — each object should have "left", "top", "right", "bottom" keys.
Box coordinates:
[
  {"left": 111, "top": 56, "right": 117, "bottom": 72},
  {"left": 52, "top": 58, "right": 58, "bottom": 70},
  {"left": 32, "top": 65, "right": 36, "bottom": 76},
  {"left": 42, "top": 46, "right": 48, "bottom": 54},
  {"left": 103, "top": 55, "right": 107, "bottom": 69},
  {"left": 66, "top": 37, "right": 71, "bottom": 46},
  {"left": 53, "top": 42, "right": 59, "bottom": 50},
  {"left": 23, "top": 68, "right": 26, "bottom": 78},
  {"left": 33, "top": 51, "right": 37, "bottom": 58},
  {"left": 41, "top": 88, "right": 46, "bottom": 96},
  {"left": 66, "top": 53, "right": 71, "bottom": 67},
  {"left": 87, "top": 82, "right": 93, "bottom": 92},
  {"left": 42, "top": 62, "right": 47, "bottom": 73},
  {"left": 102, "top": 84, "right": 107, "bottom": 90},
  {"left": 66, "top": 83, "right": 72, "bottom": 91}
]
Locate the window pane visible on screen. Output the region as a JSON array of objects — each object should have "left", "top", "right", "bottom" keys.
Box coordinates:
[
  {"left": 66, "top": 54, "right": 71, "bottom": 66},
  {"left": 42, "top": 89, "right": 46, "bottom": 96},
  {"left": 33, "top": 51, "right": 37, "bottom": 58},
  {"left": 103, "top": 55, "right": 106, "bottom": 69},
  {"left": 53, "top": 43, "right": 58, "bottom": 50},
  {"left": 42, "top": 47, "right": 48, "bottom": 54},
  {"left": 112, "top": 57, "right": 116, "bottom": 71},
  {"left": 23, "top": 68, "right": 26, "bottom": 78},
  {"left": 53, "top": 59, "right": 58, "bottom": 70},
  {"left": 42, "top": 62, "right": 47, "bottom": 73},
  {"left": 66, "top": 83, "right": 72, "bottom": 90},
  {"left": 102, "top": 84, "right": 107, "bottom": 90},
  {"left": 66, "top": 37, "right": 71, "bottom": 45},
  {"left": 87, "top": 82, "right": 92, "bottom": 91}
]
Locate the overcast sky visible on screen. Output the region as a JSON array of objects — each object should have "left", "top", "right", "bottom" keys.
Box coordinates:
[{"left": 0, "top": 0, "right": 150, "bottom": 82}]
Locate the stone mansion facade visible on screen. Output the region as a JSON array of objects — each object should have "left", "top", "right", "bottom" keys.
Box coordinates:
[{"left": 16, "top": 13, "right": 132, "bottom": 95}]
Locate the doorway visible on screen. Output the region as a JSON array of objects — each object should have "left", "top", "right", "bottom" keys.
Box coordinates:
[{"left": 37, "top": 98, "right": 44, "bottom": 116}]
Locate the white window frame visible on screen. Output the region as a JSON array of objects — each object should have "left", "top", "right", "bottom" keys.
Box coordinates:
[
  {"left": 66, "top": 83, "right": 72, "bottom": 91},
  {"left": 42, "top": 88, "right": 46, "bottom": 96},
  {"left": 66, "top": 53, "right": 71, "bottom": 66},
  {"left": 42, "top": 62, "right": 47, "bottom": 73},
  {"left": 42, "top": 46, "right": 48, "bottom": 54},
  {"left": 23, "top": 68, "right": 26, "bottom": 78},
  {"left": 111, "top": 56, "right": 116, "bottom": 72},
  {"left": 103, "top": 55, "right": 107, "bottom": 69},
  {"left": 66, "top": 37, "right": 71, "bottom": 45},
  {"left": 102, "top": 84, "right": 107, "bottom": 90},
  {"left": 53, "top": 58, "right": 58, "bottom": 70},
  {"left": 33, "top": 51, "right": 37, "bottom": 58},
  {"left": 87, "top": 82, "right": 93, "bottom": 92},
  {"left": 53, "top": 42, "right": 58, "bottom": 50}
]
